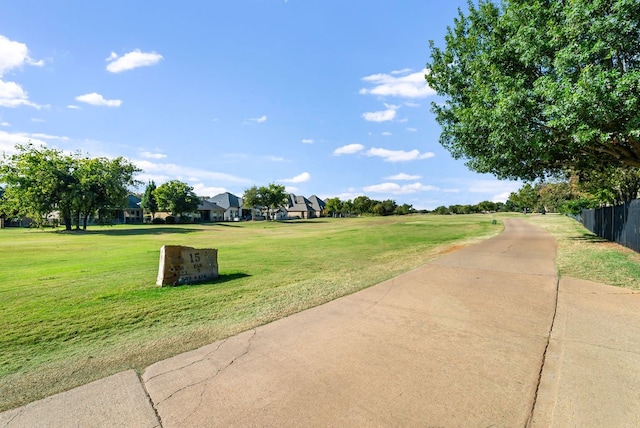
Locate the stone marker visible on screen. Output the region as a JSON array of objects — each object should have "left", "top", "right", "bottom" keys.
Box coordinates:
[{"left": 156, "top": 245, "right": 218, "bottom": 286}]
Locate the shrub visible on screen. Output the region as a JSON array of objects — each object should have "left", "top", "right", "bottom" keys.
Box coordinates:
[{"left": 152, "top": 217, "right": 166, "bottom": 224}]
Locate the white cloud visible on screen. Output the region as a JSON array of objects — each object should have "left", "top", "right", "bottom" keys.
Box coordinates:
[
  {"left": 30, "top": 117, "right": 45, "bottom": 122},
  {"left": 404, "top": 101, "right": 420, "bottom": 108},
  {"left": 301, "top": 138, "right": 314, "bottom": 144},
  {"left": 1, "top": 121, "right": 10, "bottom": 127},
  {"left": 247, "top": 115, "right": 267, "bottom": 123},
  {"left": 468, "top": 179, "right": 520, "bottom": 195},
  {"left": 386, "top": 173, "right": 422, "bottom": 181},
  {"left": 67, "top": 105, "right": 80, "bottom": 109},
  {"left": 0, "top": 80, "right": 42, "bottom": 108},
  {"left": 0, "top": 35, "right": 44, "bottom": 109},
  {"left": 133, "top": 159, "right": 251, "bottom": 185},
  {"left": 0, "top": 130, "right": 48, "bottom": 153},
  {"left": 363, "top": 182, "right": 439, "bottom": 195},
  {"left": 75, "top": 92, "right": 122, "bottom": 107},
  {"left": 360, "top": 69, "right": 435, "bottom": 99},
  {"left": 30, "top": 133, "right": 69, "bottom": 141},
  {"left": 362, "top": 103, "right": 399, "bottom": 122},
  {"left": 465, "top": 179, "right": 521, "bottom": 203},
  {"left": 0, "top": 35, "right": 43, "bottom": 76},
  {"left": 366, "top": 147, "right": 435, "bottom": 162},
  {"left": 391, "top": 68, "right": 412, "bottom": 75},
  {"left": 406, "top": 127, "right": 418, "bottom": 132},
  {"left": 492, "top": 191, "right": 512, "bottom": 203},
  {"left": 381, "top": 131, "right": 392, "bottom": 136},
  {"left": 192, "top": 182, "right": 227, "bottom": 198},
  {"left": 106, "top": 49, "right": 163, "bottom": 73},
  {"left": 333, "top": 143, "right": 364, "bottom": 155},
  {"left": 139, "top": 150, "right": 167, "bottom": 159},
  {"left": 281, "top": 171, "right": 310, "bottom": 183},
  {"left": 266, "top": 155, "right": 286, "bottom": 162}
]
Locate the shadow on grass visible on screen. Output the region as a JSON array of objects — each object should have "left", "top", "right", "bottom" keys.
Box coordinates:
[
  {"left": 175, "top": 272, "right": 251, "bottom": 288},
  {"left": 280, "top": 219, "right": 330, "bottom": 224},
  {"left": 58, "top": 227, "right": 202, "bottom": 236},
  {"left": 568, "top": 233, "right": 609, "bottom": 243}
]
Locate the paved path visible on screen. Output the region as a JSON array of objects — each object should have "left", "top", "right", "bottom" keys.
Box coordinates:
[{"left": 2, "top": 219, "right": 639, "bottom": 427}]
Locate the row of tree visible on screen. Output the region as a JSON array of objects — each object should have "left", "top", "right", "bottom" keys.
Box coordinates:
[
  {"left": 0, "top": 144, "right": 139, "bottom": 230},
  {"left": 324, "top": 196, "right": 414, "bottom": 217},
  {"left": 505, "top": 166, "right": 640, "bottom": 215}
]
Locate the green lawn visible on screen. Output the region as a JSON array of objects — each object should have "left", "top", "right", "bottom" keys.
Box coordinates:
[
  {"left": 524, "top": 214, "right": 640, "bottom": 289},
  {"left": 0, "top": 215, "right": 501, "bottom": 411}
]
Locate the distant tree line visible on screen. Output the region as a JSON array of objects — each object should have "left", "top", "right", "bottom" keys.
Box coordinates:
[
  {"left": 430, "top": 201, "right": 505, "bottom": 215},
  {"left": 504, "top": 167, "right": 640, "bottom": 215},
  {"left": 324, "top": 196, "right": 414, "bottom": 217}
]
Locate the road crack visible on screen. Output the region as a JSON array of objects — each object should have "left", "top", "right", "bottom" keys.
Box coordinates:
[{"left": 526, "top": 275, "right": 560, "bottom": 427}]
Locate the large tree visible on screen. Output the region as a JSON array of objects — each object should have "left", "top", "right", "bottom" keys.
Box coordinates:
[
  {"left": 140, "top": 180, "right": 159, "bottom": 220},
  {"left": 576, "top": 165, "right": 640, "bottom": 205},
  {"left": 73, "top": 156, "right": 139, "bottom": 229},
  {"left": 426, "top": 0, "right": 640, "bottom": 181},
  {"left": 0, "top": 144, "right": 139, "bottom": 230},
  {"left": 243, "top": 183, "right": 288, "bottom": 220},
  {"left": 325, "top": 197, "right": 343, "bottom": 217},
  {"left": 154, "top": 180, "right": 199, "bottom": 219},
  {"left": 0, "top": 144, "right": 77, "bottom": 229}
]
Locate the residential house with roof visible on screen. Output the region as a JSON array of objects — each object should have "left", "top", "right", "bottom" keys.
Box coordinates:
[
  {"left": 208, "top": 192, "right": 250, "bottom": 221},
  {"left": 114, "top": 194, "right": 143, "bottom": 224},
  {"left": 308, "top": 195, "right": 326, "bottom": 217},
  {"left": 197, "top": 199, "right": 226, "bottom": 222},
  {"left": 285, "top": 194, "right": 326, "bottom": 219}
]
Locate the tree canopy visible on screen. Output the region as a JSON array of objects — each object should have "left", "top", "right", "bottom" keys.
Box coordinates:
[
  {"left": 140, "top": 181, "right": 159, "bottom": 219},
  {"left": 243, "top": 183, "right": 288, "bottom": 220},
  {"left": 426, "top": 0, "right": 640, "bottom": 181},
  {"left": 0, "top": 143, "right": 139, "bottom": 230},
  {"left": 154, "top": 180, "right": 199, "bottom": 218}
]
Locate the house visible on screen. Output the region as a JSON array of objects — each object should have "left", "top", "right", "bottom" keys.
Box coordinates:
[
  {"left": 308, "top": 195, "right": 326, "bottom": 217},
  {"left": 285, "top": 194, "right": 326, "bottom": 219},
  {"left": 114, "top": 195, "right": 143, "bottom": 224},
  {"left": 197, "top": 199, "right": 225, "bottom": 222},
  {"left": 208, "top": 192, "right": 249, "bottom": 221}
]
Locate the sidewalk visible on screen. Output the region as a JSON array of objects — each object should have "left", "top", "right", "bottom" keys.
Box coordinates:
[{"left": 2, "top": 219, "right": 639, "bottom": 427}]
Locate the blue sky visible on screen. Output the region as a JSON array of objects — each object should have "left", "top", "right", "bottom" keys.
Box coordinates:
[{"left": 0, "top": 1, "right": 519, "bottom": 210}]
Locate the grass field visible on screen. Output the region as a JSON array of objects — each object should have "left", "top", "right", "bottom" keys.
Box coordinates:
[
  {"left": 0, "top": 214, "right": 502, "bottom": 411},
  {"left": 524, "top": 214, "right": 640, "bottom": 289}
]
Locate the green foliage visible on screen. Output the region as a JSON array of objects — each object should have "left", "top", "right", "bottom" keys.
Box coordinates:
[
  {"left": 426, "top": 0, "right": 640, "bottom": 180},
  {"left": 0, "top": 144, "right": 138, "bottom": 230},
  {"left": 242, "top": 183, "right": 288, "bottom": 220},
  {"left": 576, "top": 165, "right": 640, "bottom": 204},
  {"left": 352, "top": 196, "right": 373, "bottom": 215},
  {"left": 154, "top": 180, "right": 199, "bottom": 217},
  {"left": 394, "top": 203, "right": 414, "bottom": 215},
  {"left": 433, "top": 206, "right": 450, "bottom": 215},
  {"left": 507, "top": 183, "right": 539, "bottom": 213},
  {"left": 140, "top": 181, "right": 158, "bottom": 219},
  {"left": 558, "top": 198, "right": 599, "bottom": 215},
  {"left": 325, "top": 197, "right": 343, "bottom": 217}
]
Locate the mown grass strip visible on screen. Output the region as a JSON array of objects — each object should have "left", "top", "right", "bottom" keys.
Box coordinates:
[{"left": 524, "top": 214, "right": 640, "bottom": 289}]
